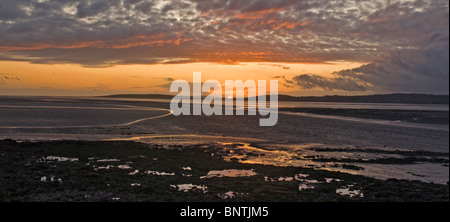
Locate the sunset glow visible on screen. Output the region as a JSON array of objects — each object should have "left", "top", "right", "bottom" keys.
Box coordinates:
[
  {"left": 0, "top": 60, "right": 365, "bottom": 96},
  {"left": 0, "top": 0, "right": 449, "bottom": 205}
]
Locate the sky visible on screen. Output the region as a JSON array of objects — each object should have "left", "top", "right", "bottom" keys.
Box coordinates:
[{"left": 0, "top": 0, "right": 448, "bottom": 96}]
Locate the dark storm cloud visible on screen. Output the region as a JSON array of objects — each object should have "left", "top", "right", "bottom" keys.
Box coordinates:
[
  {"left": 289, "top": 35, "right": 449, "bottom": 93},
  {"left": 291, "top": 74, "right": 370, "bottom": 91},
  {"left": 283, "top": 1, "right": 449, "bottom": 93},
  {"left": 76, "top": 0, "right": 121, "bottom": 18}
]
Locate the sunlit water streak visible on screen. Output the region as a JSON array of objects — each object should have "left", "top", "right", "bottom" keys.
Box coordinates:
[
  {"left": 281, "top": 111, "right": 449, "bottom": 132},
  {"left": 0, "top": 104, "right": 173, "bottom": 129}
]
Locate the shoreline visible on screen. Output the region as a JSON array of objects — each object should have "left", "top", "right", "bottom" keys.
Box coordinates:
[{"left": 1, "top": 139, "right": 448, "bottom": 202}]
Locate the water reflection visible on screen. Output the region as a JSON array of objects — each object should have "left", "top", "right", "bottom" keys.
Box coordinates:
[
  {"left": 336, "top": 185, "right": 364, "bottom": 198},
  {"left": 145, "top": 170, "right": 175, "bottom": 176},
  {"left": 200, "top": 169, "right": 257, "bottom": 179},
  {"left": 171, "top": 184, "right": 208, "bottom": 193}
]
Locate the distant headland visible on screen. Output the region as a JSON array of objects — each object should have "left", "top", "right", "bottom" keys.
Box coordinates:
[{"left": 101, "top": 93, "right": 449, "bottom": 104}]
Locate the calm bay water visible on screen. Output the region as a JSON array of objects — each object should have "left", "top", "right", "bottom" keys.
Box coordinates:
[{"left": 0, "top": 96, "right": 448, "bottom": 184}]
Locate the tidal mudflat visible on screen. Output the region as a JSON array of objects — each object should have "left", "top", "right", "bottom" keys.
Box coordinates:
[{"left": 0, "top": 96, "right": 448, "bottom": 201}]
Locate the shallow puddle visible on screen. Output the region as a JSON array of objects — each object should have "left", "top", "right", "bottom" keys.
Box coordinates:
[
  {"left": 212, "top": 142, "right": 449, "bottom": 184},
  {"left": 40, "top": 176, "right": 62, "bottom": 182},
  {"left": 200, "top": 169, "right": 257, "bottom": 179},
  {"left": 295, "top": 174, "right": 309, "bottom": 180},
  {"left": 97, "top": 159, "right": 120, "bottom": 162},
  {"left": 336, "top": 185, "right": 364, "bottom": 198},
  {"left": 325, "top": 178, "right": 342, "bottom": 183},
  {"left": 145, "top": 170, "right": 175, "bottom": 176},
  {"left": 95, "top": 165, "right": 114, "bottom": 170},
  {"left": 129, "top": 170, "right": 139, "bottom": 175},
  {"left": 217, "top": 191, "right": 247, "bottom": 199},
  {"left": 297, "top": 179, "right": 321, "bottom": 191},
  {"left": 171, "top": 184, "right": 208, "bottom": 193},
  {"left": 298, "top": 184, "right": 315, "bottom": 191},
  {"left": 118, "top": 165, "right": 132, "bottom": 169},
  {"left": 44, "top": 156, "right": 78, "bottom": 162},
  {"left": 264, "top": 176, "right": 294, "bottom": 182}
]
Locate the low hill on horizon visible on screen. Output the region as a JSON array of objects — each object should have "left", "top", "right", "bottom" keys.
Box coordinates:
[
  {"left": 101, "top": 93, "right": 449, "bottom": 104},
  {"left": 102, "top": 94, "right": 174, "bottom": 100}
]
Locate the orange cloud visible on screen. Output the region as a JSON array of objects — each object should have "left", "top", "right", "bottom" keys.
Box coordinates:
[
  {"left": 211, "top": 51, "right": 272, "bottom": 57},
  {"left": 273, "top": 21, "right": 297, "bottom": 30},
  {"left": 210, "top": 20, "right": 221, "bottom": 25},
  {"left": 199, "top": 51, "right": 275, "bottom": 64},
  {"left": 241, "top": 51, "right": 272, "bottom": 56},
  {"left": 234, "top": 7, "right": 287, "bottom": 19},
  {"left": 299, "top": 20, "right": 312, "bottom": 26},
  {"left": 0, "top": 34, "right": 192, "bottom": 51},
  {"left": 0, "top": 40, "right": 105, "bottom": 51},
  {"left": 111, "top": 34, "right": 192, "bottom": 48}
]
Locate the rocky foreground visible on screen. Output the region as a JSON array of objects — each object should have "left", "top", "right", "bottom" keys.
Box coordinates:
[{"left": 0, "top": 139, "right": 448, "bottom": 202}]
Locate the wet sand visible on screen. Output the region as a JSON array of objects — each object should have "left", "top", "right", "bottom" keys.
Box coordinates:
[
  {"left": 0, "top": 96, "right": 449, "bottom": 201},
  {"left": 280, "top": 107, "right": 449, "bottom": 125}
]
